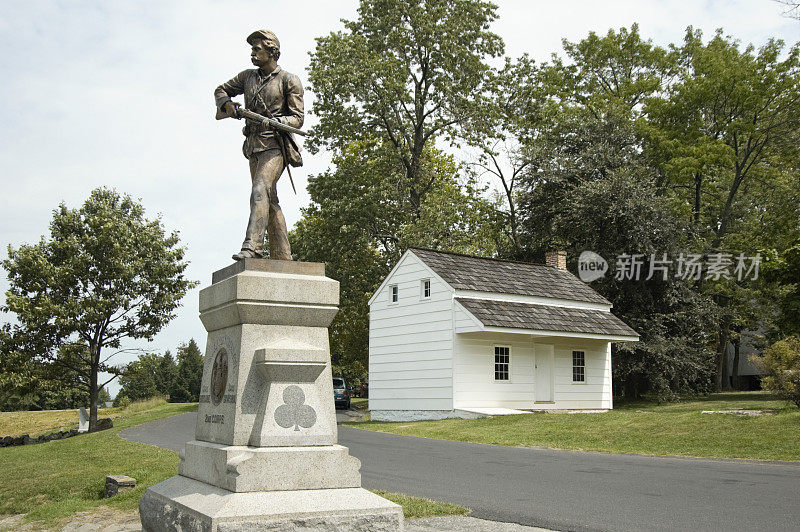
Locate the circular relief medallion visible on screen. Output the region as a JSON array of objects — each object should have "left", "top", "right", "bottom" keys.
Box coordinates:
[{"left": 210, "top": 348, "right": 229, "bottom": 406}]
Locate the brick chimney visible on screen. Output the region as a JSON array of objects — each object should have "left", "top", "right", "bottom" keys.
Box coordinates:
[{"left": 545, "top": 250, "right": 567, "bottom": 270}]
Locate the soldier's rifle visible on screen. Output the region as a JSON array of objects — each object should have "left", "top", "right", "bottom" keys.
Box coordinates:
[
  {"left": 234, "top": 107, "right": 308, "bottom": 137},
  {"left": 233, "top": 107, "right": 306, "bottom": 194}
]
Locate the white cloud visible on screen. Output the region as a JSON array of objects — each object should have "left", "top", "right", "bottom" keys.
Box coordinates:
[{"left": 0, "top": 0, "right": 795, "bottom": 395}]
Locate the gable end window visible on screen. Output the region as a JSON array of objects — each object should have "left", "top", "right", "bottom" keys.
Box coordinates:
[
  {"left": 572, "top": 350, "right": 585, "bottom": 382},
  {"left": 494, "top": 346, "right": 510, "bottom": 381},
  {"left": 389, "top": 285, "right": 398, "bottom": 304},
  {"left": 421, "top": 279, "right": 431, "bottom": 299}
]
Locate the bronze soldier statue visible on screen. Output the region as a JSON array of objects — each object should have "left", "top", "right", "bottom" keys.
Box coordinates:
[{"left": 214, "top": 29, "right": 304, "bottom": 261}]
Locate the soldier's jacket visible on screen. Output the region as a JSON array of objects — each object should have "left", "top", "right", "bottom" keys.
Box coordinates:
[{"left": 214, "top": 66, "right": 304, "bottom": 162}]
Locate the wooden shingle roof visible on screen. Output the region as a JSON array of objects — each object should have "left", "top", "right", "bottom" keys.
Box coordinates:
[
  {"left": 456, "top": 298, "right": 638, "bottom": 338},
  {"left": 410, "top": 248, "right": 610, "bottom": 305}
]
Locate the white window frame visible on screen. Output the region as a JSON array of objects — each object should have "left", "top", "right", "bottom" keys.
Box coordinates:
[
  {"left": 388, "top": 284, "right": 399, "bottom": 305},
  {"left": 572, "top": 350, "right": 586, "bottom": 384},
  {"left": 493, "top": 345, "right": 512, "bottom": 383},
  {"left": 420, "top": 278, "right": 431, "bottom": 300}
]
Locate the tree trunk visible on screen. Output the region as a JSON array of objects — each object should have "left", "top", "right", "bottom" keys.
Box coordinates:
[
  {"left": 731, "top": 336, "right": 741, "bottom": 391},
  {"left": 409, "top": 184, "right": 421, "bottom": 218},
  {"left": 721, "top": 338, "right": 731, "bottom": 391},
  {"left": 712, "top": 166, "right": 744, "bottom": 249},
  {"left": 693, "top": 171, "right": 702, "bottom": 226},
  {"left": 713, "top": 293, "right": 732, "bottom": 392},
  {"left": 89, "top": 344, "right": 99, "bottom": 432},
  {"left": 715, "top": 326, "right": 730, "bottom": 392},
  {"left": 506, "top": 187, "right": 520, "bottom": 253}
]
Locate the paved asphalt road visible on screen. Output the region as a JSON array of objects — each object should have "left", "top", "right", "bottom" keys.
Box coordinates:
[{"left": 121, "top": 412, "right": 800, "bottom": 532}]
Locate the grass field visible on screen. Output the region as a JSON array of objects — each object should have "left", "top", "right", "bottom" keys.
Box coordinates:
[
  {"left": 0, "top": 408, "right": 81, "bottom": 438},
  {"left": 0, "top": 399, "right": 195, "bottom": 523},
  {"left": 1, "top": 408, "right": 94, "bottom": 438},
  {"left": 348, "top": 391, "right": 800, "bottom": 461},
  {"left": 0, "top": 399, "right": 176, "bottom": 438},
  {"left": 0, "top": 398, "right": 467, "bottom": 526}
]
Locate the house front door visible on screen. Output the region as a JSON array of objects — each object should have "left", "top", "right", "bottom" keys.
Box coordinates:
[{"left": 535, "top": 344, "right": 554, "bottom": 403}]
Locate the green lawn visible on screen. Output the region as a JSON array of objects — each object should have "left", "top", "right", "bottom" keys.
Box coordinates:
[
  {"left": 376, "top": 491, "right": 468, "bottom": 518},
  {"left": 0, "top": 399, "right": 468, "bottom": 526},
  {"left": 0, "top": 408, "right": 82, "bottom": 438},
  {"left": 0, "top": 397, "right": 172, "bottom": 438},
  {"left": 347, "top": 392, "right": 800, "bottom": 461},
  {"left": 0, "top": 399, "right": 196, "bottom": 523}
]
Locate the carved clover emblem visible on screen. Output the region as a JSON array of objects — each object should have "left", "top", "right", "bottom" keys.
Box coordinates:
[{"left": 274, "top": 385, "right": 317, "bottom": 431}]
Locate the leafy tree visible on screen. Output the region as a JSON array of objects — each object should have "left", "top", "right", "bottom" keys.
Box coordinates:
[
  {"left": 544, "top": 24, "right": 678, "bottom": 122},
  {"left": 1, "top": 188, "right": 197, "bottom": 430},
  {"left": 472, "top": 54, "right": 544, "bottom": 254},
  {"left": 97, "top": 386, "right": 112, "bottom": 405},
  {"left": 117, "top": 352, "right": 172, "bottom": 402},
  {"left": 486, "top": 25, "right": 679, "bottom": 259},
  {"left": 157, "top": 351, "right": 177, "bottom": 399},
  {"left": 766, "top": 239, "right": 800, "bottom": 336},
  {"left": 0, "top": 355, "right": 88, "bottom": 411},
  {"left": 754, "top": 336, "right": 800, "bottom": 407},
  {"left": 117, "top": 341, "right": 203, "bottom": 404},
  {"left": 516, "top": 106, "right": 649, "bottom": 255},
  {"left": 517, "top": 109, "right": 716, "bottom": 400},
  {"left": 513, "top": 24, "right": 800, "bottom": 396},
  {"left": 645, "top": 30, "right": 800, "bottom": 389},
  {"left": 301, "top": 0, "right": 509, "bottom": 380},
  {"left": 292, "top": 140, "right": 501, "bottom": 379},
  {"left": 574, "top": 173, "right": 716, "bottom": 399},
  {"left": 307, "top": 0, "right": 503, "bottom": 215},
  {"left": 170, "top": 339, "right": 204, "bottom": 403},
  {"left": 647, "top": 29, "right": 800, "bottom": 249}
]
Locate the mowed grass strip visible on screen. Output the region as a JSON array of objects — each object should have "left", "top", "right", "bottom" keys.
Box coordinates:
[
  {"left": 349, "top": 392, "right": 800, "bottom": 461},
  {"left": 374, "top": 491, "right": 469, "bottom": 518},
  {"left": 0, "top": 400, "right": 195, "bottom": 523},
  {"left": 0, "top": 409, "right": 89, "bottom": 438},
  {"left": 0, "top": 397, "right": 174, "bottom": 438},
  {"left": 0, "top": 399, "right": 469, "bottom": 526}
]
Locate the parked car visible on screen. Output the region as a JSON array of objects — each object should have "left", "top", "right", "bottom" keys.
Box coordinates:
[{"left": 333, "top": 377, "right": 350, "bottom": 410}]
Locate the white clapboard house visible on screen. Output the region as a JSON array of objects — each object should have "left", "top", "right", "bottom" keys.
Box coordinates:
[{"left": 368, "top": 248, "right": 639, "bottom": 421}]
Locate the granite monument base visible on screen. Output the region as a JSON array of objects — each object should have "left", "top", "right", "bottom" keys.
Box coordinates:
[
  {"left": 139, "top": 259, "right": 402, "bottom": 531},
  {"left": 140, "top": 476, "right": 402, "bottom": 532},
  {"left": 178, "top": 440, "right": 362, "bottom": 492}
]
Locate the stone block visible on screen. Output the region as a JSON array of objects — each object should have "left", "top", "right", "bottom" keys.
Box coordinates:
[
  {"left": 178, "top": 440, "right": 362, "bottom": 492},
  {"left": 212, "top": 259, "right": 325, "bottom": 284},
  {"left": 78, "top": 407, "right": 89, "bottom": 433},
  {"left": 105, "top": 475, "right": 137, "bottom": 498},
  {"left": 199, "top": 271, "right": 339, "bottom": 331},
  {"left": 139, "top": 476, "right": 403, "bottom": 532},
  {"left": 195, "top": 325, "right": 337, "bottom": 447}
]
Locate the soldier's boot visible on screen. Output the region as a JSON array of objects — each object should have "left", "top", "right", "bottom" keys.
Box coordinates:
[{"left": 232, "top": 248, "right": 263, "bottom": 261}]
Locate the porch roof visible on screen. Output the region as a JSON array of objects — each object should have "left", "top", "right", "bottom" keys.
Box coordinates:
[{"left": 455, "top": 298, "right": 639, "bottom": 339}]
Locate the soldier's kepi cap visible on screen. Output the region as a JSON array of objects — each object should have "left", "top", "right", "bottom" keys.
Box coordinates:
[{"left": 247, "top": 29, "right": 280, "bottom": 51}]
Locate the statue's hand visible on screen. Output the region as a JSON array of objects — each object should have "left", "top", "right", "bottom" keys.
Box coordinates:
[{"left": 222, "top": 101, "right": 241, "bottom": 118}]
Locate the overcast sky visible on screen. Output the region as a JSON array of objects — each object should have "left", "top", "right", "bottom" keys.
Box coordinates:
[{"left": 0, "top": 1, "right": 796, "bottom": 395}]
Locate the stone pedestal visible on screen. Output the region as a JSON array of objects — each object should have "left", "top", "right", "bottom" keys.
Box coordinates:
[{"left": 140, "top": 259, "right": 403, "bottom": 531}]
